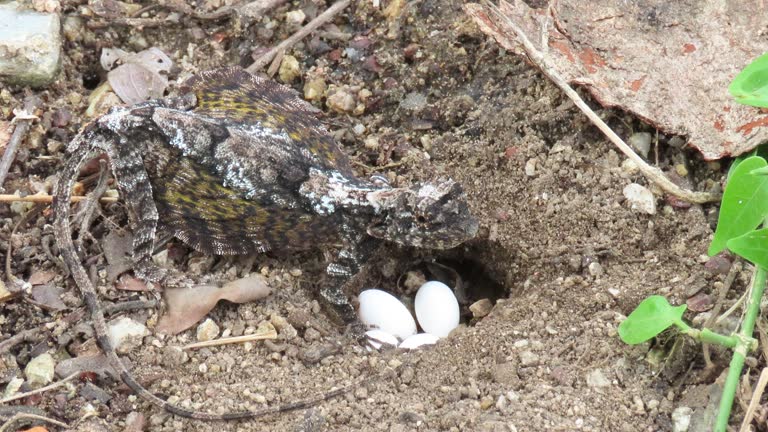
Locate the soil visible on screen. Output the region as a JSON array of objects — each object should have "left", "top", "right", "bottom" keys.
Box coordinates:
[{"left": 0, "top": 0, "right": 743, "bottom": 431}]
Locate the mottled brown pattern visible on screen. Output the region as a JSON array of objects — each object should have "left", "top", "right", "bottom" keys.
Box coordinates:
[{"left": 54, "top": 66, "right": 477, "bottom": 421}]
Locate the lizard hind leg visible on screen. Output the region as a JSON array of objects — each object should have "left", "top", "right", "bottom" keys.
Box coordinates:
[{"left": 106, "top": 140, "right": 165, "bottom": 282}]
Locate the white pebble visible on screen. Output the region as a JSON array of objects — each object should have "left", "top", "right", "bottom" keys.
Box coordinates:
[
  {"left": 24, "top": 353, "right": 55, "bottom": 388},
  {"left": 365, "top": 329, "right": 398, "bottom": 351},
  {"left": 358, "top": 289, "right": 416, "bottom": 340},
  {"left": 108, "top": 317, "right": 148, "bottom": 351},
  {"left": 623, "top": 183, "right": 656, "bottom": 215},
  {"left": 196, "top": 318, "right": 220, "bottom": 342},
  {"left": 399, "top": 333, "right": 438, "bottom": 350},
  {"left": 414, "top": 281, "right": 459, "bottom": 338}
]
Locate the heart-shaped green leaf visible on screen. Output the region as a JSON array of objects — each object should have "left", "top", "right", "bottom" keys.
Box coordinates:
[
  {"left": 619, "top": 296, "right": 686, "bottom": 345},
  {"left": 709, "top": 156, "right": 768, "bottom": 256},
  {"left": 730, "top": 52, "right": 768, "bottom": 107},
  {"left": 727, "top": 228, "right": 768, "bottom": 267}
]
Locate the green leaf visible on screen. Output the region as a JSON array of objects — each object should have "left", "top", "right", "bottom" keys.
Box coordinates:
[
  {"left": 727, "top": 228, "right": 768, "bottom": 267},
  {"left": 708, "top": 156, "right": 768, "bottom": 256},
  {"left": 619, "top": 296, "right": 686, "bottom": 345},
  {"left": 730, "top": 52, "right": 768, "bottom": 107},
  {"left": 619, "top": 296, "right": 687, "bottom": 345}
]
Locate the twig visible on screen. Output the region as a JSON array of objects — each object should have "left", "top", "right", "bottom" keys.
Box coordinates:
[
  {"left": 703, "top": 260, "right": 742, "bottom": 368},
  {"left": 0, "top": 373, "right": 78, "bottom": 405},
  {"left": 478, "top": 1, "right": 720, "bottom": 204},
  {"left": 5, "top": 204, "right": 44, "bottom": 291},
  {"left": 0, "top": 328, "right": 47, "bottom": 355},
  {"left": 0, "top": 412, "right": 69, "bottom": 432},
  {"left": 182, "top": 330, "right": 278, "bottom": 350},
  {"left": 740, "top": 368, "right": 768, "bottom": 432},
  {"left": 0, "top": 194, "right": 118, "bottom": 204},
  {"left": 0, "top": 97, "right": 42, "bottom": 192},
  {"left": 246, "top": 0, "right": 352, "bottom": 73}
]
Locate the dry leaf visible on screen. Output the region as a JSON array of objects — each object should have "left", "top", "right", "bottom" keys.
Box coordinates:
[
  {"left": 101, "top": 47, "right": 173, "bottom": 105},
  {"left": 31, "top": 284, "right": 66, "bottom": 311},
  {"left": 21, "top": 427, "right": 49, "bottom": 432},
  {"left": 29, "top": 269, "right": 56, "bottom": 285},
  {"left": 466, "top": 1, "right": 768, "bottom": 160},
  {"left": 157, "top": 274, "right": 272, "bottom": 335}
]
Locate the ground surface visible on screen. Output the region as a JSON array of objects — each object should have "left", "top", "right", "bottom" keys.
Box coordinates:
[{"left": 0, "top": 0, "right": 745, "bottom": 431}]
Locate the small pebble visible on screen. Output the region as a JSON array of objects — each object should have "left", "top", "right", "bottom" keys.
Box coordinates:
[
  {"left": 672, "top": 406, "right": 692, "bottom": 432},
  {"left": 108, "top": 317, "right": 148, "bottom": 353},
  {"left": 303, "top": 77, "right": 326, "bottom": 101},
  {"left": 285, "top": 9, "right": 305, "bottom": 25},
  {"left": 587, "top": 262, "right": 603, "bottom": 276},
  {"left": 278, "top": 55, "right": 300, "bottom": 83},
  {"left": 628, "top": 132, "right": 652, "bottom": 158},
  {"left": 586, "top": 369, "right": 611, "bottom": 388},
  {"left": 519, "top": 351, "right": 539, "bottom": 367},
  {"left": 623, "top": 183, "right": 656, "bottom": 215},
  {"left": 326, "top": 87, "right": 355, "bottom": 113},
  {"left": 196, "top": 318, "right": 220, "bottom": 342},
  {"left": 469, "top": 298, "right": 493, "bottom": 318},
  {"left": 25, "top": 353, "right": 55, "bottom": 388}
]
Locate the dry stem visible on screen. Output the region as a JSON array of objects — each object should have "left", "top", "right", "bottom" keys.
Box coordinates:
[{"left": 247, "top": 0, "right": 351, "bottom": 73}]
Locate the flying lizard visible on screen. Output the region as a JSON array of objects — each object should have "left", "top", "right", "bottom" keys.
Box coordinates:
[{"left": 52, "top": 66, "right": 478, "bottom": 420}]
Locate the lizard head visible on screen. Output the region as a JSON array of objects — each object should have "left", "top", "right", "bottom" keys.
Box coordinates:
[{"left": 367, "top": 179, "right": 478, "bottom": 249}]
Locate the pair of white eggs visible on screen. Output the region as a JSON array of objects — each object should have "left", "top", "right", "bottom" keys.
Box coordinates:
[{"left": 358, "top": 281, "right": 460, "bottom": 350}]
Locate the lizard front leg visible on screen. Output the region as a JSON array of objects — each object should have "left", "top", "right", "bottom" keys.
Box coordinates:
[{"left": 321, "top": 236, "right": 379, "bottom": 342}]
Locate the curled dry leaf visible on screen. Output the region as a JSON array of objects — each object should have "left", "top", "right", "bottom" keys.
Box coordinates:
[
  {"left": 157, "top": 274, "right": 272, "bottom": 335},
  {"left": 101, "top": 47, "right": 173, "bottom": 105}
]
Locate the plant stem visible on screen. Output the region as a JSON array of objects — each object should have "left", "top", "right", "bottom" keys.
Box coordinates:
[
  {"left": 714, "top": 265, "right": 766, "bottom": 432},
  {"left": 698, "top": 328, "right": 739, "bottom": 349}
]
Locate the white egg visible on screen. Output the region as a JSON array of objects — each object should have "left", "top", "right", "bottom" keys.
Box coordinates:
[
  {"left": 365, "top": 329, "right": 399, "bottom": 351},
  {"left": 414, "top": 281, "right": 460, "bottom": 338},
  {"left": 399, "top": 333, "right": 439, "bottom": 350},
  {"left": 358, "top": 289, "right": 417, "bottom": 340}
]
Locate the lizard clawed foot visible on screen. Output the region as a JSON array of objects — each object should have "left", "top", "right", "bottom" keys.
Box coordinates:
[{"left": 346, "top": 322, "right": 397, "bottom": 351}]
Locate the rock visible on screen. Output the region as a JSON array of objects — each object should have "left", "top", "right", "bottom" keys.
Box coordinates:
[
  {"left": 196, "top": 318, "right": 220, "bottom": 342},
  {"left": 672, "top": 406, "right": 692, "bottom": 432},
  {"left": 586, "top": 369, "right": 611, "bottom": 388},
  {"left": 519, "top": 351, "right": 539, "bottom": 367},
  {"left": 399, "top": 92, "right": 427, "bottom": 112},
  {"left": 278, "top": 55, "right": 300, "bottom": 83},
  {"left": 628, "top": 132, "right": 652, "bottom": 158},
  {"left": 24, "top": 352, "right": 55, "bottom": 387},
  {"left": 623, "top": 183, "right": 656, "bottom": 215},
  {"left": 587, "top": 262, "right": 604, "bottom": 276},
  {"left": 0, "top": 2, "right": 61, "bottom": 87},
  {"left": 303, "top": 76, "right": 326, "bottom": 101},
  {"left": 285, "top": 9, "right": 305, "bottom": 25},
  {"left": 3, "top": 377, "right": 22, "bottom": 398},
  {"left": 326, "top": 86, "right": 356, "bottom": 113},
  {"left": 161, "top": 346, "right": 188, "bottom": 367},
  {"left": 525, "top": 159, "right": 537, "bottom": 176},
  {"left": 80, "top": 382, "right": 111, "bottom": 403},
  {"left": 108, "top": 317, "right": 149, "bottom": 353},
  {"left": 469, "top": 298, "right": 493, "bottom": 318}
]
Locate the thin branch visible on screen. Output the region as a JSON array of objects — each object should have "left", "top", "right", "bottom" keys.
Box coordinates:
[
  {"left": 246, "top": 0, "right": 352, "bottom": 73},
  {"left": 0, "top": 328, "right": 47, "bottom": 355},
  {"left": 0, "top": 194, "right": 118, "bottom": 204},
  {"left": 479, "top": 1, "right": 720, "bottom": 204},
  {"left": 0, "top": 97, "right": 42, "bottom": 192},
  {"left": 182, "top": 330, "right": 278, "bottom": 350},
  {"left": 0, "top": 373, "right": 78, "bottom": 404}
]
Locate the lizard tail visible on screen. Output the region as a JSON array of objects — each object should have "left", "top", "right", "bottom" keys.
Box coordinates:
[{"left": 52, "top": 130, "right": 351, "bottom": 421}]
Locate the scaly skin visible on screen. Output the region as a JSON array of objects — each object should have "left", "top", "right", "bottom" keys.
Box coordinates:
[{"left": 53, "top": 66, "right": 477, "bottom": 421}]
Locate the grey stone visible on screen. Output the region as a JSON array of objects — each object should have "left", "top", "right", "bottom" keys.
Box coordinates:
[{"left": 0, "top": 2, "right": 61, "bottom": 87}]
